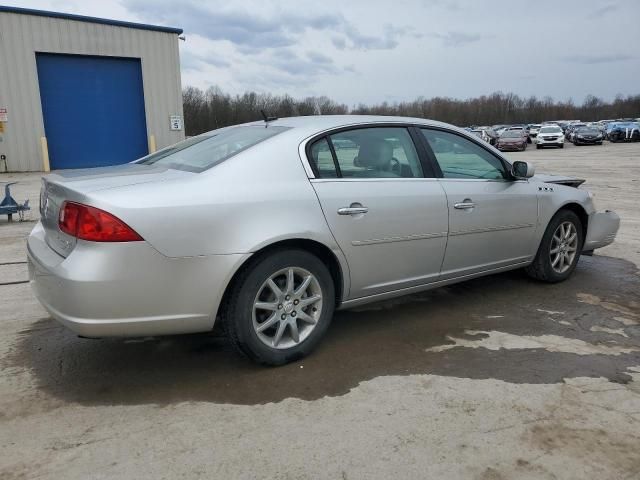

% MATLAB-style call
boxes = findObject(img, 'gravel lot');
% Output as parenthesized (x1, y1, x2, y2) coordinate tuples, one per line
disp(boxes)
(1, 141, 639, 479)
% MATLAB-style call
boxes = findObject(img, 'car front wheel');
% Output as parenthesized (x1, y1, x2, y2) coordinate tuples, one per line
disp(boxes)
(223, 249, 335, 365)
(525, 210, 583, 283)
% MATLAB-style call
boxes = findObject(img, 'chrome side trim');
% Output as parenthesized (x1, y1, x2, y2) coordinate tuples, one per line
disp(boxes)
(449, 223, 534, 236)
(352, 232, 447, 246)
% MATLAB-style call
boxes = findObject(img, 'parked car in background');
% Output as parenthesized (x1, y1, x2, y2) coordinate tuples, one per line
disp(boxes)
(528, 124, 542, 138)
(607, 122, 640, 142)
(565, 123, 587, 142)
(572, 127, 604, 145)
(27, 115, 620, 365)
(493, 125, 508, 136)
(536, 125, 565, 148)
(496, 130, 528, 151)
(477, 126, 499, 145)
(471, 129, 491, 143)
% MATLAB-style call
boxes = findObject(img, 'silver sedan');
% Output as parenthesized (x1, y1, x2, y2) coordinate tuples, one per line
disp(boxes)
(28, 116, 620, 365)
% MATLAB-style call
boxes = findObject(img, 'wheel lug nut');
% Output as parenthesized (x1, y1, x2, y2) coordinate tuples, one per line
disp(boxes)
(293, 299, 299, 305)
(281, 314, 286, 320)
(285, 295, 290, 300)
(277, 304, 282, 309)
(291, 311, 296, 317)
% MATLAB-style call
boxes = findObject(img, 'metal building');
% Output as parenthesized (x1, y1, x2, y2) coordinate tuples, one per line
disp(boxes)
(0, 6, 185, 172)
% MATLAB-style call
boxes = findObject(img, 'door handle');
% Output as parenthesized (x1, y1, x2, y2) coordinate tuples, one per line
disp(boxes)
(338, 205, 368, 215)
(454, 199, 476, 210)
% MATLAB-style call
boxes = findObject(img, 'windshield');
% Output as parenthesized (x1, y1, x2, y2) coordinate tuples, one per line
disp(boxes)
(539, 127, 561, 134)
(136, 126, 289, 172)
(501, 131, 522, 138)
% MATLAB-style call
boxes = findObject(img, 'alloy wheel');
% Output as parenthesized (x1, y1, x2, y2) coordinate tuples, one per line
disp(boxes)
(550, 221, 578, 274)
(252, 267, 323, 349)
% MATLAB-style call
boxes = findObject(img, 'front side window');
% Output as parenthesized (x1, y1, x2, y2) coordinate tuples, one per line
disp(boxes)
(309, 127, 423, 179)
(137, 126, 289, 173)
(421, 129, 508, 180)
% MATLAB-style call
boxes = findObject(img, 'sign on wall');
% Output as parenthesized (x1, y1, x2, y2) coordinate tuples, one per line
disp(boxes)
(170, 114, 183, 131)
(0, 108, 7, 122)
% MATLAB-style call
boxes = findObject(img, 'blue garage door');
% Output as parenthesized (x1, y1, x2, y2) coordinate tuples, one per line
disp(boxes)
(36, 53, 148, 169)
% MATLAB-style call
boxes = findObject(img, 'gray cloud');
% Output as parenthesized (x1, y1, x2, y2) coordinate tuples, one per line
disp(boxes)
(124, 0, 342, 50)
(563, 54, 635, 65)
(124, 0, 408, 53)
(341, 24, 399, 50)
(588, 2, 619, 18)
(269, 50, 340, 76)
(431, 31, 483, 47)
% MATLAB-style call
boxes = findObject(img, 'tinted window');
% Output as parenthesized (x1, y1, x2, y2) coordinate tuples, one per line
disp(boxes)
(310, 127, 423, 179)
(421, 129, 508, 180)
(137, 126, 288, 173)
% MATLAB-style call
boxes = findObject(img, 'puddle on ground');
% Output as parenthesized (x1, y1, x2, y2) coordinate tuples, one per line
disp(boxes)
(3, 255, 640, 408)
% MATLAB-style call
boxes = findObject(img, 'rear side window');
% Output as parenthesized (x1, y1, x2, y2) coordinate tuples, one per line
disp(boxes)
(309, 127, 423, 179)
(137, 126, 289, 173)
(309, 138, 338, 178)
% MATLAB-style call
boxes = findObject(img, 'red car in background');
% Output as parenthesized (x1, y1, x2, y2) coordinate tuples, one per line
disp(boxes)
(496, 130, 528, 151)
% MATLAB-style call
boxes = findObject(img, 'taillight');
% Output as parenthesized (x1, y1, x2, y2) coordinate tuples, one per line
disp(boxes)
(59, 202, 143, 242)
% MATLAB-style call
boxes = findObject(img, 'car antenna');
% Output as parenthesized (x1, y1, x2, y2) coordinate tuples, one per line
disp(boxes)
(260, 110, 278, 126)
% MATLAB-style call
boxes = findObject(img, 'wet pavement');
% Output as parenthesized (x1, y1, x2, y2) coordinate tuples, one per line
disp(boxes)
(5, 255, 639, 408)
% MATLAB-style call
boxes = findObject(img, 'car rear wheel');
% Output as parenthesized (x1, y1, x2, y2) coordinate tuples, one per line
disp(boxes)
(223, 249, 335, 365)
(525, 210, 583, 283)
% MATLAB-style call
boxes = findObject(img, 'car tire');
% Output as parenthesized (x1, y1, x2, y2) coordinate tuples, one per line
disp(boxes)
(525, 210, 583, 283)
(536, 144, 541, 149)
(559, 144, 564, 148)
(223, 249, 335, 365)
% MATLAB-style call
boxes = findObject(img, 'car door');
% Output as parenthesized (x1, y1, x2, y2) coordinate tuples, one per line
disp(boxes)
(419, 127, 539, 279)
(307, 126, 448, 299)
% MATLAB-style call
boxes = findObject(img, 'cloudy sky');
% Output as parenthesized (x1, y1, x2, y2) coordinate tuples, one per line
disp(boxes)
(11, 0, 640, 105)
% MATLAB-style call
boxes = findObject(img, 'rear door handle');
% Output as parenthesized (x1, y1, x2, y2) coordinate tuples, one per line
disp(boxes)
(454, 199, 476, 210)
(338, 204, 368, 215)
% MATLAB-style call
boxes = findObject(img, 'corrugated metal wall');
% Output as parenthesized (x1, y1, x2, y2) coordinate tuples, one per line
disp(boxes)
(0, 11, 184, 172)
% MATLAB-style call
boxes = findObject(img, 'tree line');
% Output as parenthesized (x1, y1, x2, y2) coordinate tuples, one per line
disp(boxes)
(182, 86, 640, 136)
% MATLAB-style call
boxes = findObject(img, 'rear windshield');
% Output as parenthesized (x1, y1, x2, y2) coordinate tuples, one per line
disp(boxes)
(539, 127, 561, 133)
(136, 126, 289, 173)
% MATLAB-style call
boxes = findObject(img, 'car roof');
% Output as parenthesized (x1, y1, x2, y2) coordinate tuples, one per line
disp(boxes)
(224, 115, 480, 144)
(246, 114, 453, 130)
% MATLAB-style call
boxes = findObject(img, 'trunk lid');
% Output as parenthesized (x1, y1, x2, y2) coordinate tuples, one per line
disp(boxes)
(40, 164, 195, 257)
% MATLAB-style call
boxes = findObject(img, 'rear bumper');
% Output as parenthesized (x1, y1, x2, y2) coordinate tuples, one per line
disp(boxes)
(27, 222, 248, 337)
(583, 210, 620, 251)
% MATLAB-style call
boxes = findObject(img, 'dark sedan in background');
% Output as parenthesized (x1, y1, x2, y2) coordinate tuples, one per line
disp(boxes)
(572, 127, 604, 145)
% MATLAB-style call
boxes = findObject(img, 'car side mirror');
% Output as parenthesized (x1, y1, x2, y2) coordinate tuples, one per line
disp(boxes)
(512, 161, 535, 179)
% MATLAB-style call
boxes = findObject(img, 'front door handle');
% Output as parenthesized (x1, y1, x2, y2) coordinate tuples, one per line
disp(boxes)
(454, 199, 476, 210)
(338, 203, 369, 215)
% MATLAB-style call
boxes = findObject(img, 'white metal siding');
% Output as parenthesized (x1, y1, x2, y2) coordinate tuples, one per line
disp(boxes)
(0, 11, 184, 172)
